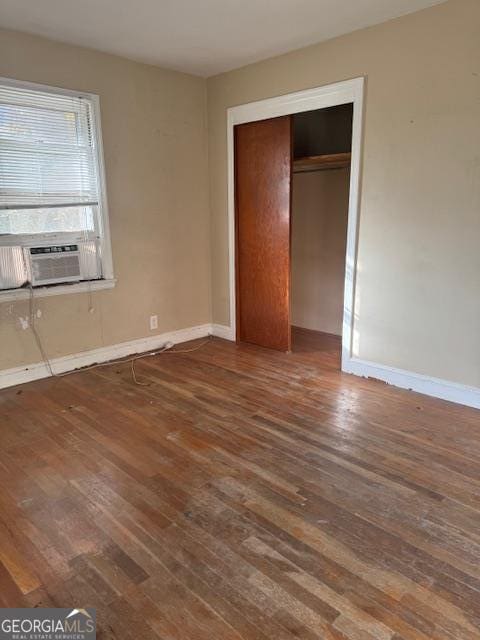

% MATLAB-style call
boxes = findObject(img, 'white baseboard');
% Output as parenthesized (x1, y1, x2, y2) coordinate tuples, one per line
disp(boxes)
(211, 324, 235, 341)
(0, 323, 212, 390)
(343, 356, 480, 410)
(212, 326, 480, 410)
(2, 326, 479, 411)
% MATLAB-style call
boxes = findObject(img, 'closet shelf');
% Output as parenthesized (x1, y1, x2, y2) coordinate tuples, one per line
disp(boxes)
(293, 152, 351, 173)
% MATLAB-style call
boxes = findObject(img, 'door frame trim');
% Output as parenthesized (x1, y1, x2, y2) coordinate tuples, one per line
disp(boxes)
(226, 77, 365, 369)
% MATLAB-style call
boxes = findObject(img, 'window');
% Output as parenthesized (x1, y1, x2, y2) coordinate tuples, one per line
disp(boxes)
(0, 78, 113, 295)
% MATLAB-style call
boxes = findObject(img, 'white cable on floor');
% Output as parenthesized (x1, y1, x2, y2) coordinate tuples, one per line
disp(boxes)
(26, 282, 210, 386)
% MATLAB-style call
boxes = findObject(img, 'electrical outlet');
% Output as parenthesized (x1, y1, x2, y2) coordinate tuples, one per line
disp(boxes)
(149, 315, 158, 331)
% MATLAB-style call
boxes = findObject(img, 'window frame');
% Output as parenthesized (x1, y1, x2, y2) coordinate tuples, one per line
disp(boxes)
(0, 76, 115, 301)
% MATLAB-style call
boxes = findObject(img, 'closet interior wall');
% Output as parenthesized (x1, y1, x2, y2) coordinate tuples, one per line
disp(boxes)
(291, 104, 353, 337)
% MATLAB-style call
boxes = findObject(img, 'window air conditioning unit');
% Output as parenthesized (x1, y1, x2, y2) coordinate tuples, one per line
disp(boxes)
(28, 245, 82, 287)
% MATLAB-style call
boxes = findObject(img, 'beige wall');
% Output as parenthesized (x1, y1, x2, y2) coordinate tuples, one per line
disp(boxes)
(291, 169, 349, 336)
(0, 28, 211, 370)
(1, 0, 479, 390)
(207, 0, 480, 388)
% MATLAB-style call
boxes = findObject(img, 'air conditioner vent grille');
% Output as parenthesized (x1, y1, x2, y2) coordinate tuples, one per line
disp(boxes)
(29, 245, 82, 286)
(33, 255, 81, 282)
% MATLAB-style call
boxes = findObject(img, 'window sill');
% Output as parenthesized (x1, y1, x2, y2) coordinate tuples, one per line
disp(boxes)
(0, 278, 116, 303)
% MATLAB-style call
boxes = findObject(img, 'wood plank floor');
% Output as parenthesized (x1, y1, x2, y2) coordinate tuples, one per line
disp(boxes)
(1, 329, 480, 639)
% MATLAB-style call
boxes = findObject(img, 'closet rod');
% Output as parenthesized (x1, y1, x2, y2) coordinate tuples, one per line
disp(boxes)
(293, 152, 351, 173)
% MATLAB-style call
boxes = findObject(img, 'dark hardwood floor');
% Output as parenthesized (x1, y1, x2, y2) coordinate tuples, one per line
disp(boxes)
(1, 331, 480, 639)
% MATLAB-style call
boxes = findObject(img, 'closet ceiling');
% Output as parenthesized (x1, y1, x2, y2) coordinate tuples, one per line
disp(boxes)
(0, 0, 445, 76)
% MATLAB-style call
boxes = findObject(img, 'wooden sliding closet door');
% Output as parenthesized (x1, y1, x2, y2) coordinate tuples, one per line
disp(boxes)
(235, 116, 292, 351)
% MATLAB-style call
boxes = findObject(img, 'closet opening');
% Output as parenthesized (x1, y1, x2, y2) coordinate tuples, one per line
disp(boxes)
(291, 103, 353, 365)
(234, 103, 354, 359)
(230, 78, 364, 368)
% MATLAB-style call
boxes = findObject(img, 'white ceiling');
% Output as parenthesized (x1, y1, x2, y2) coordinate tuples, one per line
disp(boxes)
(0, 0, 444, 77)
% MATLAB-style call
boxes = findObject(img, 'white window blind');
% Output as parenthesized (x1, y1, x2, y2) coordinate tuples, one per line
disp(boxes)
(0, 79, 113, 293)
(0, 85, 99, 210)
